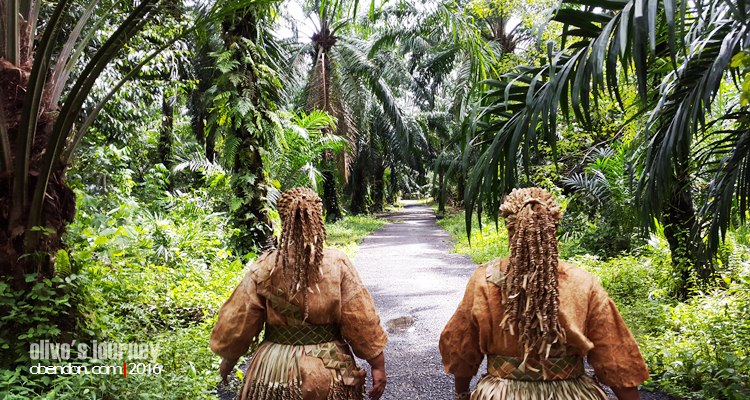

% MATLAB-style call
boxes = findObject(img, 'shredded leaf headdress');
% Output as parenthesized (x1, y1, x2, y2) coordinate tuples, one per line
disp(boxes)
(498, 187, 566, 359)
(274, 187, 326, 318)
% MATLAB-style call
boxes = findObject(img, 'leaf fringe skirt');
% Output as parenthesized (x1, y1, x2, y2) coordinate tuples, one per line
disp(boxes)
(470, 374, 609, 400)
(240, 341, 365, 400)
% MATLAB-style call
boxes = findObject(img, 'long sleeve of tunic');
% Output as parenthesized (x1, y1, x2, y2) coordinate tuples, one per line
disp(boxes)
(439, 258, 649, 388)
(210, 249, 387, 362)
(209, 260, 267, 361)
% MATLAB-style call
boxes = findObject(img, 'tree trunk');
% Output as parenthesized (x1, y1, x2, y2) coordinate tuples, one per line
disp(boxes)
(158, 90, 174, 170)
(437, 170, 446, 214)
(322, 152, 342, 222)
(456, 172, 465, 208)
(0, 58, 76, 289)
(387, 163, 398, 204)
(349, 154, 368, 215)
(662, 169, 713, 299)
(1, 43, 77, 370)
(205, 129, 216, 162)
(370, 165, 385, 213)
(323, 171, 342, 223)
(192, 111, 205, 147)
(229, 128, 273, 252)
(221, 10, 275, 253)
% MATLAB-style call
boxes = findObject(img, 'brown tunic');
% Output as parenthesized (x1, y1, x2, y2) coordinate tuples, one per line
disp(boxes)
(210, 248, 387, 399)
(440, 258, 649, 389)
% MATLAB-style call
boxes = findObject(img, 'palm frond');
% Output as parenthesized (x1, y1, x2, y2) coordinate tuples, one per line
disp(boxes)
(639, 13, 747, 224)
(173, 153, 226, 175)
(27, 0, 160, 238)
(696, 113, 750, 256)
(11, 0, 73, 235)
(48, 0, 101, 106)
(562, 172, 612, 206)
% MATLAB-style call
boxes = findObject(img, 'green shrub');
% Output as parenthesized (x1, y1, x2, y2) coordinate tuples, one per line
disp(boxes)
(640, 269, 750, 399)
(0, 189, 244, 398)
(572, 254, 672, 338)
(1, 186, 385, 398)
(0, 273, 88, 370)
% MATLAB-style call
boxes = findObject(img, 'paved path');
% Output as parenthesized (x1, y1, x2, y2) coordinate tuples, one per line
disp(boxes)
(354, 201, 478, 400)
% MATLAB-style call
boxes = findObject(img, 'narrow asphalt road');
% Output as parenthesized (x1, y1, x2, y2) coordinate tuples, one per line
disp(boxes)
(354, 201, 478, 400)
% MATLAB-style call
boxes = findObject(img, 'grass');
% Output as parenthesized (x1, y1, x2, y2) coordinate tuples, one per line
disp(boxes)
(325, 214, 387, 258)
(434, 205, 509, 264)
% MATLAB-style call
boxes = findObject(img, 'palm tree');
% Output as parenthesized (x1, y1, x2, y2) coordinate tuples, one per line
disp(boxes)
(266, 110, 346, 191)
(206, 3, 284, 254)
(378, 1, 501, 212)
(0, 0, 172, 287)
(464, 0, 750, 296)
(296, 0, 419, 221)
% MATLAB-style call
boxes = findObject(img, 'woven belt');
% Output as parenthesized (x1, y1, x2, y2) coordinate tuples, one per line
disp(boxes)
(264, 324, 341, 345)
(487, 355, 585, 381)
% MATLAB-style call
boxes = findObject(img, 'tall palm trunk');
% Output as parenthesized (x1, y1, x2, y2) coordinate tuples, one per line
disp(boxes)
(158, 90, 174, 170)
(307, 22, 345, 221)
(437, 169, 446, 214)
(387, 162, 398, 204)
(370, 164, 385, 213)
(231, 125, 273, 249)
(662, 161, 714, 299)
(221, 11, 274, 251)
(322, 153, 342, 222)
(0, 47, 75, 290)
(349, 149, 369, 215)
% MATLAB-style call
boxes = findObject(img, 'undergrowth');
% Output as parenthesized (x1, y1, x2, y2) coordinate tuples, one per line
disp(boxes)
(325, 215, 386, 258)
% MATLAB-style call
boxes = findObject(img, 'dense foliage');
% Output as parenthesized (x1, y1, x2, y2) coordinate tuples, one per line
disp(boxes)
(1, 0, 749, 398)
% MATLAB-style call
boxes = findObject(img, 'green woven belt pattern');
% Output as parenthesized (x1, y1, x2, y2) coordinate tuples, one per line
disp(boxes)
(487, 355, 585, 381)
(265, 324, 340, 345)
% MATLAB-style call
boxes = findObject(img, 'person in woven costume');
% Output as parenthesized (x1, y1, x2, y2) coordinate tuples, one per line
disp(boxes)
(440, 187, 649, 400)
(210, 187, 388, 400)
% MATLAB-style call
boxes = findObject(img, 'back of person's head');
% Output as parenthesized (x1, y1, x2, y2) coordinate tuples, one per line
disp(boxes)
(498, 187, 565, 359)
(275, 187, 326, 305)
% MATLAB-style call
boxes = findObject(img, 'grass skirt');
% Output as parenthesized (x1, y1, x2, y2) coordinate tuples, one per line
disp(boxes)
(471, 374, 608, 400)
(240, 341, 365, 400)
